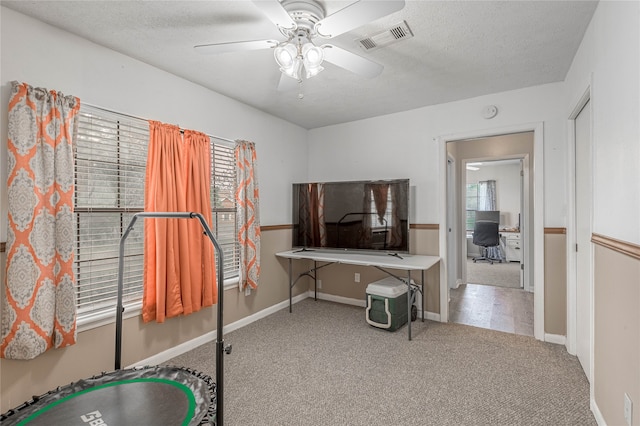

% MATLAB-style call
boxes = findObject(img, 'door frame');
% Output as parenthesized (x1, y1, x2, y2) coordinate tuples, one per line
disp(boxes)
(460, 156, 528, 290)
(438, 122, 545, 341)
(446, 154, 458, 291)
(566, 84, 593, 386)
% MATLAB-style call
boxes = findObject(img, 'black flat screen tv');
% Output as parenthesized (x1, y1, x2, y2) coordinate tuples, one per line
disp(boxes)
(292, 179, 410, 253)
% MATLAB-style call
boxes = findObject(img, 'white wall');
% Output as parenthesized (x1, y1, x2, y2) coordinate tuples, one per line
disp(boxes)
(564, 1, 640, 245)
(308, 83, 567, 227)
(0, 7, 308, 236)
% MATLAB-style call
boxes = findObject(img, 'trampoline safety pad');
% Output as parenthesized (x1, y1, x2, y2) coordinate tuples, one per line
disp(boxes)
(1, 366, 216, 426)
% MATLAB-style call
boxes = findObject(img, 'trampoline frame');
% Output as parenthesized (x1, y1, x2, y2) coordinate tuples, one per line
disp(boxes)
(115, 212, 226, 425)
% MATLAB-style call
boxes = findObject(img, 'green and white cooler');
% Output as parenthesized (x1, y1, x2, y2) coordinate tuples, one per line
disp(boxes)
(365, 277, 408, 331)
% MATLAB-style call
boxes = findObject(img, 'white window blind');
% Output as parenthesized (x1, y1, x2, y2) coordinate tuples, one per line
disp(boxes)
(74, 105, 239, 324)
(210, 139, 240, 278)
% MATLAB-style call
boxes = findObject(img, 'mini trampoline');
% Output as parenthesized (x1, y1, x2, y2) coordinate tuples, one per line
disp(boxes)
(1, 213, 229, 425)
(0, 366, 216, 425)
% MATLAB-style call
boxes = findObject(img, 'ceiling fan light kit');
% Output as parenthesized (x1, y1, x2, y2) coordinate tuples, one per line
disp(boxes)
(274, 27, 325, 80)
(195, 0, 406, 88)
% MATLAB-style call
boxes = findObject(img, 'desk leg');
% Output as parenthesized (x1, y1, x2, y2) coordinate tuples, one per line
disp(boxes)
(288, 258, 293, 313)
(314, 261, 317, 301)
(408, 270, 412, 341)
(422, 270, 425, 322)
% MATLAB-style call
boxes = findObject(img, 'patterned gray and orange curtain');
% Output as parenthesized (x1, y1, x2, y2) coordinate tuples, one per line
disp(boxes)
(311, 183, 326, 247)
(389, 182, 404, 248)
(371, 183, 389, 225)
(297, 183, 326, 248)
(235, 140, 261, 292)
(361, 184, 374, 247)
(2, 81, 80, 359)
(143, 121, 216, 323)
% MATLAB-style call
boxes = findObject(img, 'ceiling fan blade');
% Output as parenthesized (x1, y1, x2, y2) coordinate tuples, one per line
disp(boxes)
(251, 0, 296, 30)
(194, 39, 278, 55)
(322, 45, 383, 78)
(277, 73, 299, 92)
(315, 0, 406, 38)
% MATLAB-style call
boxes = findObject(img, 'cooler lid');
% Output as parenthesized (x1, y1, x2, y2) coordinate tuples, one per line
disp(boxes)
(366, 277, 408, 297)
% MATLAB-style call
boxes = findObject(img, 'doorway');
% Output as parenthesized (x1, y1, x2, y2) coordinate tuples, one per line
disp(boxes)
(452, 155, 531, 336)
(438, 125, 544, 340)
(464, 158, 524, 289)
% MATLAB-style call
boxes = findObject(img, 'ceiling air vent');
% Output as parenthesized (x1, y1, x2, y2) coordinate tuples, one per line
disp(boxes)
(357, 21, 413, 52)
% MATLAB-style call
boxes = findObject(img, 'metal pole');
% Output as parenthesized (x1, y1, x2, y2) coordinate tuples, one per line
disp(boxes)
(407, 271, 412, 341)
(314, 261, 317, 301)
(421, 270, 425, 322)
(114, 215, 139, 370)
(114, 212, 226, 425)
(288, 259, 293, 313)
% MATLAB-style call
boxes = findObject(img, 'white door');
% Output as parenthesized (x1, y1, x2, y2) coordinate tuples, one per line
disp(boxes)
(575, 100, 592, 381)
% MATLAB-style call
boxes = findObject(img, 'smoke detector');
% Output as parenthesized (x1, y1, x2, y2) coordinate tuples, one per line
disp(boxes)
(357, 21, 413, 52)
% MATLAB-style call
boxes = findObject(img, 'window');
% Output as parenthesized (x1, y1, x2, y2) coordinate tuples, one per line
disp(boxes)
(74, 106, 238, 326)
(466, 183, 478, 231)
(210, 140, 240, 278)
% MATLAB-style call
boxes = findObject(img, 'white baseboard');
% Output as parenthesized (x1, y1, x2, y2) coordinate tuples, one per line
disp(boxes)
(423, 311, 441, 322)
(224, 292, 308, 334)
(129, 292, 310, 368)
(308, 290, 441, 322)
(309, 290, 366, 307)
(591, 398, 606, 425)
(544, 333, 566, 345)
(129, 330, 217, 368)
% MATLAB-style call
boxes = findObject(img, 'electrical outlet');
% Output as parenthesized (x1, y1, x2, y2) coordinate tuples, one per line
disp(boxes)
(354, 273, 360, 283)
(624, 393, 633, 426)
(317, 279, 322, 289)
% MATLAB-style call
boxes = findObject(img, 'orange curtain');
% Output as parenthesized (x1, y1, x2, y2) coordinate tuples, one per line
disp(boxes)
(143, 121, 216, 323)
(2, 82, 80, 359)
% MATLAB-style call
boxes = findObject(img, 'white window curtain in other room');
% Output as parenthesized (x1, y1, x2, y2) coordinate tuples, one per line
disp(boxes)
(477, 180, 504, 261)
(2, 81, 80, 359)
(235, 140, 260, 292)
(478, 180, 497, 211)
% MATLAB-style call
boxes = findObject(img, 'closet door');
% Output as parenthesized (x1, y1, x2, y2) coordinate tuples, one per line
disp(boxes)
(575, 99, 592, 382)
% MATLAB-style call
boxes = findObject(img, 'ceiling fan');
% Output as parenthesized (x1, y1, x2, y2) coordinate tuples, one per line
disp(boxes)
(194, 0, 406, 91)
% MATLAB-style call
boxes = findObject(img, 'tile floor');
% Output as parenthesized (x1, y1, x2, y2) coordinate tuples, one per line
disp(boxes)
(449, 283, 534, 336)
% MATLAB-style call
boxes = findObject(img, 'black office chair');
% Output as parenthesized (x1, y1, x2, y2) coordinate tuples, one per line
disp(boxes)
(472, 210, 501, 264)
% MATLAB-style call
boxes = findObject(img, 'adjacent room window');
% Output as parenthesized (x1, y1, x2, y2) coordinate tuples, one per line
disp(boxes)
(369, 186, 394, 228)
(74, 105, 239, 326)
(466, 183, 478, 231)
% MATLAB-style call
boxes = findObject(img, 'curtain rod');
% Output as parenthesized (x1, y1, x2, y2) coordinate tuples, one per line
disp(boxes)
(82, 101, 236, 144)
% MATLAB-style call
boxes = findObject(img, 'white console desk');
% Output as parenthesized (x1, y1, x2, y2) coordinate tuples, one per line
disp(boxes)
(276, 250, 440, 340)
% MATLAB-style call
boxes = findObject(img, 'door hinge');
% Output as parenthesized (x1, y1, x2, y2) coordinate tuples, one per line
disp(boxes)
(576, 243, 579, 252)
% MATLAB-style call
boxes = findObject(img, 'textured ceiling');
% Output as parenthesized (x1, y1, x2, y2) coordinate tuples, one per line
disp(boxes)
(2, 0, 598, 129)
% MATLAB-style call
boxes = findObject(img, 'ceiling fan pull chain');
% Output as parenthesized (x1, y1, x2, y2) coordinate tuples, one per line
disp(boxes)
(298, 80, 304, 100)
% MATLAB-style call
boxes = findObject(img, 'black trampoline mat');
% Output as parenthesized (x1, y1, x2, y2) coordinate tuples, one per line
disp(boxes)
(20, 378, 195, 426)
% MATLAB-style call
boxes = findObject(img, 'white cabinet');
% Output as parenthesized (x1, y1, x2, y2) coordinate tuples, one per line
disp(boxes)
(503, 233, 521, 262)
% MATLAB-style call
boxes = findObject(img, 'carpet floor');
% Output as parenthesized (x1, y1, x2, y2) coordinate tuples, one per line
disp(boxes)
(467, 258, 521, 288)
(166, 299, 594, 426)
